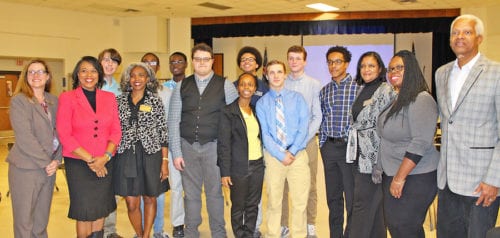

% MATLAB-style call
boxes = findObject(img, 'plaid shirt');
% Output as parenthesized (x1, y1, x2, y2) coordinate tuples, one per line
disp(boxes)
(319, 74, 358, 147)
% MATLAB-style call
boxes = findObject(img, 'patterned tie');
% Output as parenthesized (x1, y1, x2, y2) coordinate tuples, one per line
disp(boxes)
(275, 95, 287, 151)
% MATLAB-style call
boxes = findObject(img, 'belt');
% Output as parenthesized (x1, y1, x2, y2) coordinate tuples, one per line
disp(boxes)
(328, 137, 347, 143)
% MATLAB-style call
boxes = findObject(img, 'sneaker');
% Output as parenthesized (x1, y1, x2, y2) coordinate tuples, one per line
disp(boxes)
(253, 230, 262, 238)
(173, 225, 185, 238)
(307, 224, 317, 238)
(280, 226, 290, 238)
(153, 232, 170, 238)
(107, 233, 123, 238)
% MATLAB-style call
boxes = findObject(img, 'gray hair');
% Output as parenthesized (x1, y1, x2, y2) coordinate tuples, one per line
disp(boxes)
(451, 14, 484, 36)
(120, 62, 159, 93)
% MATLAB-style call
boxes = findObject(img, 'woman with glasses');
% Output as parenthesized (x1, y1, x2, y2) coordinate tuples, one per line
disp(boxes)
(57, 56, 122, 238)
(98, 48, 122, 96)
(377, 50, 439, 238)
(346, 52, 396, 238)
(7, 59, 62, 238)
(113, 63, 168, 238)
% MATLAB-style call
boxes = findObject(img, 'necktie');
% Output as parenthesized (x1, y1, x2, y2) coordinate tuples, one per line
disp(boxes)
(276, 95, 287, 151)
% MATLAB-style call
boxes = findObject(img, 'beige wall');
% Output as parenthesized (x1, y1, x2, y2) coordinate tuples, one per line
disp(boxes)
(0, 1, 498, 96)
(0, 1, 192, 95)
(461, 5, 500, 61)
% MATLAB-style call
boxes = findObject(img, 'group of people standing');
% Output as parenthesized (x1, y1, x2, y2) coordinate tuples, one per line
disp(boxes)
(5, 13, 500, 238)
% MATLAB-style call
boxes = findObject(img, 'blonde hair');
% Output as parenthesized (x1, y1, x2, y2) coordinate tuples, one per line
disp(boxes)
(14, 59, 52, 99)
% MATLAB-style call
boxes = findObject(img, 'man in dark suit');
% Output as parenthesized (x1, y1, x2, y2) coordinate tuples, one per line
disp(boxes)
(435, 14, 500, 238)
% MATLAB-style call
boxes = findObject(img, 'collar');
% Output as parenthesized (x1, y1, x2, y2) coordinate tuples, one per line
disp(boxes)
(287, 72, 305, 81)
(194, 71, 214, 82)
(453, 52, 481, 71)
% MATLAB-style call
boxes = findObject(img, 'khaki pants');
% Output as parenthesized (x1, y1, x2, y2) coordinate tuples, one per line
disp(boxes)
(265, 150, 310, 238)
(281, 137, 319, 226)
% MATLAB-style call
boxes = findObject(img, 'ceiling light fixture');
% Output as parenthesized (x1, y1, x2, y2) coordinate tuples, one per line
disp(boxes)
(306, 3, 339, 12)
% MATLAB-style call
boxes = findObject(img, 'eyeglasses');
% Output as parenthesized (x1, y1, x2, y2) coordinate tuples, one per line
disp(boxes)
(102, 57, 118, 64)
(27, 70, 47, 76)
(327, 59, 345, 66)
(240, 57, 256, 63)
(170, 60, 185, 65)
(143, 61, 158, 66)
(387, 65, 405, 74)
(193, 57, 212, 63)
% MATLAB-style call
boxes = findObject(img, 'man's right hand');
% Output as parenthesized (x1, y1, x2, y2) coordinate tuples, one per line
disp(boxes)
(174, 157, 185, 171)
(281, 151, 295, 166)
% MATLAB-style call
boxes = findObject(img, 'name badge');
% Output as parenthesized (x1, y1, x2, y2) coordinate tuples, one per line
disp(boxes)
(363, 99, 373, 107)
(139, 104, 152, 112)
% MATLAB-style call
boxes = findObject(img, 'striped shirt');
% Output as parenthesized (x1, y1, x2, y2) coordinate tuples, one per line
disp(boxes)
(319, 74, 358, 147)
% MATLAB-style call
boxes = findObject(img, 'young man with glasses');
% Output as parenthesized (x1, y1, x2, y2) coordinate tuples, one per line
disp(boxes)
(319, 46, 358, 238)
(168, 43, 238, 237)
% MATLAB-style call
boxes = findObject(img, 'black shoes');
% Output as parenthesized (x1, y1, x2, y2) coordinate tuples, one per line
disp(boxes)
(173, 225, 185, 238)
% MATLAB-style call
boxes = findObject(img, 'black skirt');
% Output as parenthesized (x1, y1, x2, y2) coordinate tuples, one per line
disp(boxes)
(64, 157, 116, 221)
(113, 142, 163, 197)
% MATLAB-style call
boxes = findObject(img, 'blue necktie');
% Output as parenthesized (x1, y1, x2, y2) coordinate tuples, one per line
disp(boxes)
(276, 95, 287, 151)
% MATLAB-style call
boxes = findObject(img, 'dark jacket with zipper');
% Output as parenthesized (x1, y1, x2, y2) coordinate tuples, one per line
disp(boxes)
(217, 99, 261, 177)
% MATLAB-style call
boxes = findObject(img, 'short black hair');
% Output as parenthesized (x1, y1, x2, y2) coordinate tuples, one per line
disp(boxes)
(325, 46, 352, 63)
(237, 46, 263, 70)
(170, 51, 187, 62)
(236, 72, 258, 88)
(72, 56, 104, 89)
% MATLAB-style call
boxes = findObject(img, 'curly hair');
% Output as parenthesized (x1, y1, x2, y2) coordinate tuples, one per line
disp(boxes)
(72, 56, 104, 89)
(237, 46, 263, 70)
(384, 50, 429, 124)
(325, 45, 352, 63)
(120, 62, 159, 93)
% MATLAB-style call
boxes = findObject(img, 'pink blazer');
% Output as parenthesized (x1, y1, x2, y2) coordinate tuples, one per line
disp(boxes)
(56, 87, 121, 159)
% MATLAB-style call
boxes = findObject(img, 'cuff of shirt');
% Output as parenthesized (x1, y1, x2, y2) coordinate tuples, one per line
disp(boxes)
(405, 151, 422, 164)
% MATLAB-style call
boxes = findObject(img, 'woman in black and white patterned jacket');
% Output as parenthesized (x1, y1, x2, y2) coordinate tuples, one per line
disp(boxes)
(113, 62, 169, 238)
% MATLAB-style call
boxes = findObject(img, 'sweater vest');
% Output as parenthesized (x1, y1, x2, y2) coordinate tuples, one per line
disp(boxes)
(180, 74, 226, 144)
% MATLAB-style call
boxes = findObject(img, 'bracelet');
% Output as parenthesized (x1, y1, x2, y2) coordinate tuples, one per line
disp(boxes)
(162, 157, 169, 161)
(104, 152, 112, 161)
(392, 179, 406, 185)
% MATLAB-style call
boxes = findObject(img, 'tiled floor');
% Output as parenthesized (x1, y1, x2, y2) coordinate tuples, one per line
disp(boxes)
(0, 144, 441, 238)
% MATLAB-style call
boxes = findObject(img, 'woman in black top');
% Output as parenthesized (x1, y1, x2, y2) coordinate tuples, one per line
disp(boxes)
(346, 52, 396, 238)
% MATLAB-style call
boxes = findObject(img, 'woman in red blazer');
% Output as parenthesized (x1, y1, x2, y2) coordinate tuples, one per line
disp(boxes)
(56, 56, 122, 238)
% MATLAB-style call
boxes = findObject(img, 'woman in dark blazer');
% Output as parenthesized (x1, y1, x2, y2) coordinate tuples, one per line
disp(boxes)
(57, 56, 122, 238)
(218, 73, 264, 237)
(113, 62, 168, 238)
(7, 59, 62, 238)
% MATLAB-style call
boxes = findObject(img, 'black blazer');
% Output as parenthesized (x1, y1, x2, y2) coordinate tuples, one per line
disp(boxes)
(217, 99, 261, 177)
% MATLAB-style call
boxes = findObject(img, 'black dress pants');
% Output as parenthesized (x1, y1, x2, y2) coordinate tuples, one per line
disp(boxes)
(320, 140, 354, 238)
(230, 159, 265, 238)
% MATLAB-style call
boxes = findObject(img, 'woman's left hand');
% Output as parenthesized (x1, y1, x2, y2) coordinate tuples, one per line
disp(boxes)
(88, 155, 108, 177)
(390, 178, 406, 199)
(160, 160, 169, 181)
(45, 160, 60, 176)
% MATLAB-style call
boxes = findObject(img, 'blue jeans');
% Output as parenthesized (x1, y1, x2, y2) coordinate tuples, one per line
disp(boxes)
(437, 185, 500, 238)
(141, 192, 165, 234)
